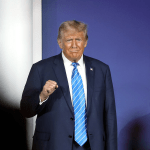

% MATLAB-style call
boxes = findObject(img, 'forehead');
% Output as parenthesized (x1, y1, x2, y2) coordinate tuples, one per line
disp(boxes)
(62, 28, 85, 39)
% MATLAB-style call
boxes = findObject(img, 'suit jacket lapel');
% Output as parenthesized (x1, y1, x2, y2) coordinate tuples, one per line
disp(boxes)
(84, 55, 94, 116)
(52, 54, 94, 116)
(52, 54, 74, 114)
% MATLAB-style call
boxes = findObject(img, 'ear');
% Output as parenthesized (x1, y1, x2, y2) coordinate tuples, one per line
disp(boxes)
(84, 40, 88, 48)
(57, 39, 63, 49)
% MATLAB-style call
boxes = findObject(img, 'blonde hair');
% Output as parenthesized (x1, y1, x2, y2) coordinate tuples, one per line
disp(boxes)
(57, 20, 88, 40)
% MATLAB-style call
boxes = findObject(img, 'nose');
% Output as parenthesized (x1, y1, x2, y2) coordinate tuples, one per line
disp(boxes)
(72, 40, 77, 48)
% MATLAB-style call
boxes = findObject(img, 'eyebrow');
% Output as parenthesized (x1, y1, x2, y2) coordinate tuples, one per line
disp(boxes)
(66, 37, 82, 40)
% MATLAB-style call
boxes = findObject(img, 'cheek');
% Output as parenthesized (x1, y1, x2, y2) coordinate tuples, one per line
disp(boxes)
(78, 42, 86, 49)
(77, 42, 82, 47)
(64, 43, 72, 50)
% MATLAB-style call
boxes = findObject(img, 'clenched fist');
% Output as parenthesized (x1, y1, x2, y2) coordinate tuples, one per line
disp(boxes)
(40, 80, 58, 102)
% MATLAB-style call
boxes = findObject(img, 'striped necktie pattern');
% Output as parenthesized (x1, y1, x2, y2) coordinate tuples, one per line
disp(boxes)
(71, 62, 87, 146)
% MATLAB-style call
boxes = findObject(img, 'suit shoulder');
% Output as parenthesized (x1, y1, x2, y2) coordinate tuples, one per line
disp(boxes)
(84, 55, 109, 69)
(33, 55, 58, 68)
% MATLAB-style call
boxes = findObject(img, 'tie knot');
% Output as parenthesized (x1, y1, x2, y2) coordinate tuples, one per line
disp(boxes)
(72, 62, 79, 68)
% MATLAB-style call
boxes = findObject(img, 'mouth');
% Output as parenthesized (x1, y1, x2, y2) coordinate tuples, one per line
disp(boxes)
(70, 50, 79, 52)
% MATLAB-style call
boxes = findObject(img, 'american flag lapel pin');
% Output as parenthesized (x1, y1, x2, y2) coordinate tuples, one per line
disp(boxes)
(90, 67, 93, 71)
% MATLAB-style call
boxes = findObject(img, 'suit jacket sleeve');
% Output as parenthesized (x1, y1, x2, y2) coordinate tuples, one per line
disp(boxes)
(20, 64, 46, 118)
(105, 66, 117, 150)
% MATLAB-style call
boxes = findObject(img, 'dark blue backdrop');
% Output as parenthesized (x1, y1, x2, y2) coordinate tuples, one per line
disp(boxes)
(42, 0, 150, 149)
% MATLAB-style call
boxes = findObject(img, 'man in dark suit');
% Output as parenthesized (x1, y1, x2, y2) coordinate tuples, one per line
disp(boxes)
(21, 20, 117, 150)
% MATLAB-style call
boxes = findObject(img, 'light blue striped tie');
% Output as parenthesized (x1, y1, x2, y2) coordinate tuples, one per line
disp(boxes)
(71, 62, 87, 146)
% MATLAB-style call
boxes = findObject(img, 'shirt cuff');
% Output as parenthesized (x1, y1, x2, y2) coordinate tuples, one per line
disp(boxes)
(39, 95, 49, 105)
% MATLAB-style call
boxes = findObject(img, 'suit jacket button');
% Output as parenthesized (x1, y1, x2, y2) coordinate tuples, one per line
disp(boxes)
(70, 117, 73, 120)
(68, 135, 72, 138)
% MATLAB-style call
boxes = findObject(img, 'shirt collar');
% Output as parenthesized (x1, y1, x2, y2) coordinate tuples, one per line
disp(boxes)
(61, 51, 84, 67)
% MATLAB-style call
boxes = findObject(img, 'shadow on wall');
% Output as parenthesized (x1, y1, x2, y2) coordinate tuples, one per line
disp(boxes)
(0, 96, 28, 150)
(118, 113, 150, 150)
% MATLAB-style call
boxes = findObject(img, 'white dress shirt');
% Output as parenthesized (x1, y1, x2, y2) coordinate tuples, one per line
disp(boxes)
(62, 52, 87, 106)
(39, 52, 87, 106)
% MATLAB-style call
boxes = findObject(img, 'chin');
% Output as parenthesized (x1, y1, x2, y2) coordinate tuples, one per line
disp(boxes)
(73, 59, 77, 62)
(72, 57, 80, 62)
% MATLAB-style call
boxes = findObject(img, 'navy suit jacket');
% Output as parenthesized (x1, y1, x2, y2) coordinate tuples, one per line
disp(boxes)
(20, 53, 117, 150)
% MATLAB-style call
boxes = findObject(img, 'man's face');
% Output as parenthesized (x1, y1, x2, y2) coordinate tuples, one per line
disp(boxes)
(58, 28, 87, 62)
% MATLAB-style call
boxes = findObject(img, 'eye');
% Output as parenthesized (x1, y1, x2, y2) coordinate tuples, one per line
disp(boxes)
(76, 39, 81, 41)
(66, 39, 72, 42)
